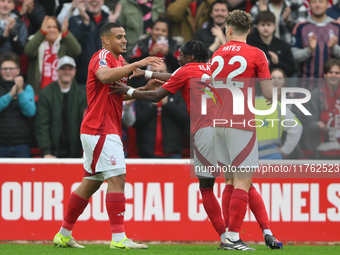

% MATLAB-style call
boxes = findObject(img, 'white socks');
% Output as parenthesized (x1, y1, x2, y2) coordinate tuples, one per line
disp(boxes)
(227, 231, 240, 242)
(220, 232, 227, 243)
(263, 229, 273, 238)
(59, 227, 72, 237)
(112, 232, 126, 243)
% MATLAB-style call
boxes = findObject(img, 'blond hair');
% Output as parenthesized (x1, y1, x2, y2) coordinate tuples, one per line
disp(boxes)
(225, 10, 252, 35)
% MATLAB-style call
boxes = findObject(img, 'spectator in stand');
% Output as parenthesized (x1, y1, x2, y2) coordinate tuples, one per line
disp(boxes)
(57, 0, 85, 25)
(0, 0, 27, 56)
(68, 0, 109, 87)
(13, 0, 45, 36)
(249, 0, 308, 44)
(255, 68, 303, 159)
(35, 56, 86, 158)
(0, 52, 35, 158)
(24, 16, 81, 95)
(327, 1, 340, 21)
(226, 0, 256, 12)
(13, 0, 45, 81)
(247, 11, 295, 77)
(292, 0, 340, 84)
(167, 0, 215, 43)
(129, 18, 180, 73)
(306, 58, 340, 159)
(117, 0, 165, 59)
(55, 1, 118, 17)
(193, 0, 228, 59)
(133, 62, 189, 158)
(57, 0, 112, 25)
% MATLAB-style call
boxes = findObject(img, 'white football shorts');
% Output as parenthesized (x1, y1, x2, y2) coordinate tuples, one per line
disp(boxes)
(193, 126, 218, 178)
(81, 134, 126, 181)
(212, 127, 259, 170)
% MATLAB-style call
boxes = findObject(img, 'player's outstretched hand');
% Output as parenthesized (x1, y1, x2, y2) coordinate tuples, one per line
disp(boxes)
(140, 78, 165, 91)
(109, 80, 129, 95)
(129, 68, 145, 79)
(136, 56, 163, 68)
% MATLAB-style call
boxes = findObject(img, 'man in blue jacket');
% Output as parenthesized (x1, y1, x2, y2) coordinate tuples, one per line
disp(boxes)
(0, 52, 35, 157)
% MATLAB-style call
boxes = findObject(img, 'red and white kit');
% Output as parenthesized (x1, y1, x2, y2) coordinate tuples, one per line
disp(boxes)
(81, 49, 127, 178)
(162, 62, 216, 177)
(211, 41, 271, 168)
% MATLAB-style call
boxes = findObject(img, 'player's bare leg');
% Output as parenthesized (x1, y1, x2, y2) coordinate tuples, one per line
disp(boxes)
(106, 174, 147, 249)
(54, 179, 102, 248)
(75, 178, 103, 199)
(198, 178, 226, 247)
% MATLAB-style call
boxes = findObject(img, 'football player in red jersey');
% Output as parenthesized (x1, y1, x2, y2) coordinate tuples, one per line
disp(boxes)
(210, 10, 282, 250)
(112, 40, 228, 247)
(114, 38, 282, 250)
(53, 22, 162, 250)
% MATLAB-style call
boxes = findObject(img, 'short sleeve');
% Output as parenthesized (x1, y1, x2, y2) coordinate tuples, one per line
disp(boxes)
(256, 49, 271, 80)
(93, 50, 114, 73)
(162, 67, 187, 94)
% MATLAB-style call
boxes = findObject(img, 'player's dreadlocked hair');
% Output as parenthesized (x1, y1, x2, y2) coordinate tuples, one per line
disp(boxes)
(100, 22, 122, 38)
(180, 40, 208, 63)
(225, 10, 252, 35)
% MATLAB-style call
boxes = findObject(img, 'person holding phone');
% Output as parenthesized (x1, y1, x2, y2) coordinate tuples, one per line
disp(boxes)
(129, 18, 180, 73)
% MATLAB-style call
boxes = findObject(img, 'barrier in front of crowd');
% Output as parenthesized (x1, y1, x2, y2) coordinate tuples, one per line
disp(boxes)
(0, 159, 339, 242)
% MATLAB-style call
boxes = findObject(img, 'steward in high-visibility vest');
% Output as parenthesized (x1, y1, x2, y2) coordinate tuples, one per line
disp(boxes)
(255, 97, 303, 159)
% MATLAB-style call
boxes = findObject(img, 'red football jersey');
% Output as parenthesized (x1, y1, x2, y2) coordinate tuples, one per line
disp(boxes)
(81, 49, 127, 136)
(211, 41, 271, 131)
(162, 62, 214, 135)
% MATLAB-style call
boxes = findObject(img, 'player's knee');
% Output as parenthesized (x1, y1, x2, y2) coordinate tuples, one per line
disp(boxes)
(225, 178, 233, 185)
(233, 178, 252, 191)
(106, 174, 126, 191)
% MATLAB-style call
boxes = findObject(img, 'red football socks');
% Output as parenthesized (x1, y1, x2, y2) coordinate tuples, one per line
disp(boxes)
(62, 192, 89, 231)
(228, 188, 248, 232)
(106, 192, 125, 233)
(200, 187, 225, 236)
(248, 185, 270, 230)
(222, 184, 234, 229)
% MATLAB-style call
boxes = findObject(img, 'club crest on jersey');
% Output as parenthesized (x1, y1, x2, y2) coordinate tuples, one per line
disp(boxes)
(99, 58, 107, 66)
(110, 155, 116, 165)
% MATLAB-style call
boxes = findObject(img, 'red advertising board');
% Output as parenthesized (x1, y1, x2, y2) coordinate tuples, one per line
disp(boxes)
(0, 159, 339, 242)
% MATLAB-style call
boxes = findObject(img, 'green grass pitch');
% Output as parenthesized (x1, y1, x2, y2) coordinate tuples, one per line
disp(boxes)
(1, 243, 340, 255)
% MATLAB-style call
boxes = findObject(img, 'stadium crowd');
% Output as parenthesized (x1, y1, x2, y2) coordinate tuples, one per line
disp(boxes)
(1, 0, 340, 160)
